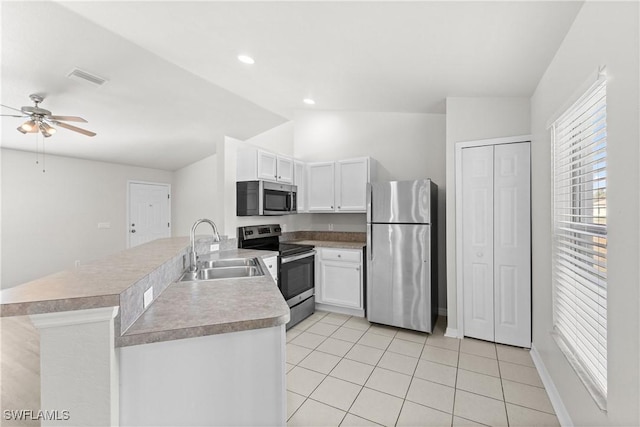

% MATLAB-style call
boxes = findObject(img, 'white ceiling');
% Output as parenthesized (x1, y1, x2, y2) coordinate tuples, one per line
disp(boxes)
(1, 1, 583, 171)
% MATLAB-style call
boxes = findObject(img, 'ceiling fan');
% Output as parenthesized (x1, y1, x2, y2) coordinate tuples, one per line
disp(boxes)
(0, 94, 96, 137)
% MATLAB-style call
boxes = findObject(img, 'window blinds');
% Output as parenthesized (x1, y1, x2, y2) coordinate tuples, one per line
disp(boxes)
(552, 78, 607, 403)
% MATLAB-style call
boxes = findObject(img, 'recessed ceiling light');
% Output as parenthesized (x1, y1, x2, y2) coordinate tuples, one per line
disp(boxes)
(237, 55, 255, 65)
(303, 98, 315, 105)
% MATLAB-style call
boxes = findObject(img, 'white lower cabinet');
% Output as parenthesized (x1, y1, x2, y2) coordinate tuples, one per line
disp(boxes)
(316, 247, 363, 316)
(262, 255, 278, 281)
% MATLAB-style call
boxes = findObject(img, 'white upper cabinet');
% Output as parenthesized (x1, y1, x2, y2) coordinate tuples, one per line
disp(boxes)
(335, 158, 369, 212)
(308, 162, 335, 212)
(294, 160, 307, 212)
(237, 148, 293, 184)
(276, 156, 294, 184)
(308, 157, 373, 213)
(256, 150, 277, 181)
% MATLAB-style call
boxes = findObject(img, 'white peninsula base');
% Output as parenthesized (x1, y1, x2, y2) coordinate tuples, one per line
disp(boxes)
(119, 325, 286, 426)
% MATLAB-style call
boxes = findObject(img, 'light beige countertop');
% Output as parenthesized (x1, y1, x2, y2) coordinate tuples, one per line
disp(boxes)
(118, 248, 289, 347)
(0, 237, 191, 317)
(1, 239, 289, 347)
(290, 239, 366, 250)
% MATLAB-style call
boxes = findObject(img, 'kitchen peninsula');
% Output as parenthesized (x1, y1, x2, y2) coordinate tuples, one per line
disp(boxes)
(0, 237, 289, 426)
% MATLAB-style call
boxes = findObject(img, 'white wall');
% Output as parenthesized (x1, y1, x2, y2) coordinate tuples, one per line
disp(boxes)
(172, 154, 218, 238)
(444, 97, 531, 331)
(530, 2, 639, 425)
(1, 149, 172, 289)
(293, 110, 447, 310)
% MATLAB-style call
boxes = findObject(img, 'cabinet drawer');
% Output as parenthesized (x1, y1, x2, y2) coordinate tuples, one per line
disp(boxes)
(320, 248, 361, 263)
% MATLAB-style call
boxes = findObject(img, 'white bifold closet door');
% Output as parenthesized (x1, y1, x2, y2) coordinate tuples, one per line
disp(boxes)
(462, 142, 531, 348)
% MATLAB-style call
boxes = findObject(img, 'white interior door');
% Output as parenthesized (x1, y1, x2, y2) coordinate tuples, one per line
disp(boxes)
(493, 143, 531, 347)
(129, 182, 171, 248)
(462, 146, 495, 342)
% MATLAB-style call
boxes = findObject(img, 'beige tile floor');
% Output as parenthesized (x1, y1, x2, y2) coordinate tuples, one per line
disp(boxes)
(286, 312, 559, 427)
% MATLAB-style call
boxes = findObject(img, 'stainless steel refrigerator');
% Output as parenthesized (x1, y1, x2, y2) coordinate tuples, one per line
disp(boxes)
(366, 179, 438, 333)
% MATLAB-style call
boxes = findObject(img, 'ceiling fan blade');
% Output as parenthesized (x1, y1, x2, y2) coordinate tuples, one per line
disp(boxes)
(53, 121, 96, 137)
(0, 114, 26, 118)
(49, 115, 88, 123)
(1, 104, 25, 113)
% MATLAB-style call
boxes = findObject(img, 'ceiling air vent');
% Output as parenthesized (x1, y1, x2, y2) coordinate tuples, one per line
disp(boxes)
(67, 68, 108, 87)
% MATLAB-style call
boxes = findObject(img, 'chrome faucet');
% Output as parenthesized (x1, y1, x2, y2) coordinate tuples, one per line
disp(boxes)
(189, 219, 221, 272)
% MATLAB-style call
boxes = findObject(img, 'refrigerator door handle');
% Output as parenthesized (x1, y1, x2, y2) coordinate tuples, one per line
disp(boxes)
(367, 223, 372, 260)
(366, 183, 372, 223)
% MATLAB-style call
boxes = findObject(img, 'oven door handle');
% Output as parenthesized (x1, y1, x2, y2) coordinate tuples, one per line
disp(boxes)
(281, 250, 316, 264)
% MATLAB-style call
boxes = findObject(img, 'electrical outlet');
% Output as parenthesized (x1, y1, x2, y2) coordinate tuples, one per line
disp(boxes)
(210, 243, 220, 252)
(328, 223, 334, 231)
(97, 222, 111, 229)
(143, 287, 154, 309)
(75, 260, 81, 268)
(282, 224, 287, 232)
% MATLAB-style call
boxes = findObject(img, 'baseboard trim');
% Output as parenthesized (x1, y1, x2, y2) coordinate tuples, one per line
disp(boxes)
(444, 327, 459, 338)
(530, 344, 573, 427)
(315, 303, 364, 318)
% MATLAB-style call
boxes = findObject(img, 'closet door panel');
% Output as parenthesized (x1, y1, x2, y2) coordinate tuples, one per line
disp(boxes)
(462, 146, 495, 342)
(494, 142, 531, 347)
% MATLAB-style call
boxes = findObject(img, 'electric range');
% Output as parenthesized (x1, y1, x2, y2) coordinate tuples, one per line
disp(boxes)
(238, 224, 315, 329)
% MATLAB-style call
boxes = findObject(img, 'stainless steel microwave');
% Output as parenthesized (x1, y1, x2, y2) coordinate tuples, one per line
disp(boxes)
(236, 181, 297, 216)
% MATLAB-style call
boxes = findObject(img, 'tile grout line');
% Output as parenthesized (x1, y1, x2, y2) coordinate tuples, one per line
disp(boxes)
(450, 337, 462, 427)
(496, 344, 511, 427)
(292, 313, 372, 424)
(393, 333, 432, 427)
(344, 324, 395, 422)
(286, 313, 338, 423)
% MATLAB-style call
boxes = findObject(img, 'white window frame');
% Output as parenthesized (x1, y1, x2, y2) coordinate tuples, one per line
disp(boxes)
(550, 72, 607, 411)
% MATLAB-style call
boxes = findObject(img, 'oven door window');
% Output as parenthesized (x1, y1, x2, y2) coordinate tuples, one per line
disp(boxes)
(264, 189, 290, 212)
(279, 254, 314, 301)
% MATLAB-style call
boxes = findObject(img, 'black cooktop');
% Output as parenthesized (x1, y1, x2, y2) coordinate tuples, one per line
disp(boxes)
(238, 224, 314, 257)
(279, 242, 314, 257)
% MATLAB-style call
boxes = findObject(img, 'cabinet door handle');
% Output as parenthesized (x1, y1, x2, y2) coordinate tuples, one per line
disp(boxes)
(337, 254, 341, 258)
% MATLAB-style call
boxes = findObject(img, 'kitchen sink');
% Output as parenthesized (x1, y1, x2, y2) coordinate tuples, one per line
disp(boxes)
(197, 258, 257, 269)
(179, 258, 264, 282)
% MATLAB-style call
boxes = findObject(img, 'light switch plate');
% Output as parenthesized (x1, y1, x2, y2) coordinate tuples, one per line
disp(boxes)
(143, 287, 154, 309)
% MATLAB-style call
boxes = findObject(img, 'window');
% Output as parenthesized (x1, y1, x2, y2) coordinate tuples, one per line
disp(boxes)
(552, 77, 607, 408)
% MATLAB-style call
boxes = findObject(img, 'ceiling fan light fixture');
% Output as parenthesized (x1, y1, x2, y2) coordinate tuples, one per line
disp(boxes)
(17, 126, 27, 134)
(40, 122, 56, 136)
(20, 119, 36, 132)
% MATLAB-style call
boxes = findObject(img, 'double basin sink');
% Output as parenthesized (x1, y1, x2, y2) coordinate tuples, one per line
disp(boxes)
(179, 257, 264, 282)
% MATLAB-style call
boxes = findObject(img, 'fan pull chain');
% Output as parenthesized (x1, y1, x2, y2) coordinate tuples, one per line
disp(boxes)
(33, 132, 46, 172)
(35, 132, 39, 165)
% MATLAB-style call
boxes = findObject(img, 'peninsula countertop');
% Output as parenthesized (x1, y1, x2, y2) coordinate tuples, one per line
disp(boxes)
(1, 239, 290, 347)
(118, 248, 289, 347)
(0, 237, 192, 317)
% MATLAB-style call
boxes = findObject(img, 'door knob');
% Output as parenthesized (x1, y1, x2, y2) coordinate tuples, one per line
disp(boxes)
(131, 230, 136, 233)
